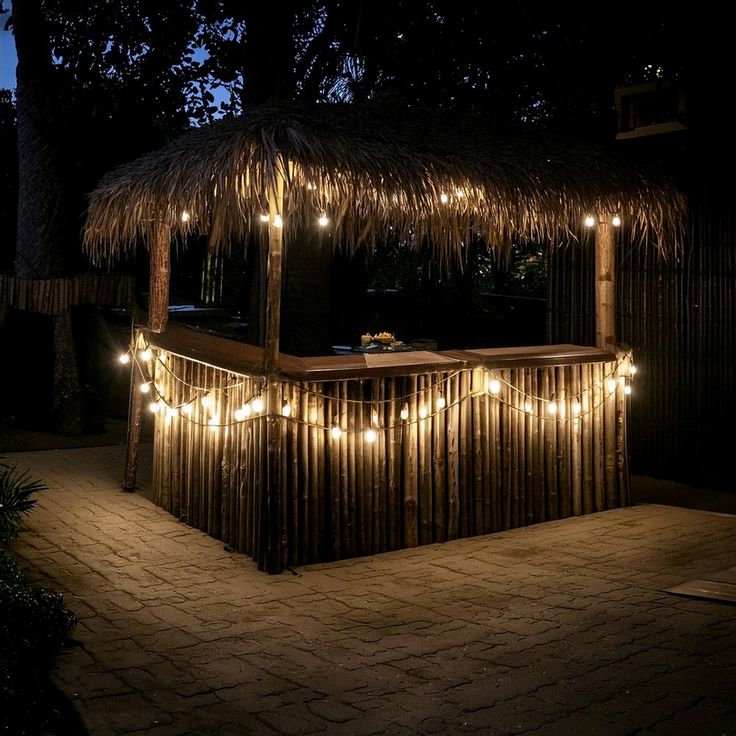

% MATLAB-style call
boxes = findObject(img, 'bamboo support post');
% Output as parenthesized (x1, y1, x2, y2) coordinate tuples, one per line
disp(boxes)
(595, 214, 616, 352)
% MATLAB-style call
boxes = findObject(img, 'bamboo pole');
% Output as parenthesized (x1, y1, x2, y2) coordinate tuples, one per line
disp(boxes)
(264, 159, 286, 375)
(595, 214, 616, 352)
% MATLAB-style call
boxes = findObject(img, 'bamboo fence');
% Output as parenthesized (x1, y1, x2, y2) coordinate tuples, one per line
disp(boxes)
(146, 345, 630, 573)
(548, 198, 736, 486)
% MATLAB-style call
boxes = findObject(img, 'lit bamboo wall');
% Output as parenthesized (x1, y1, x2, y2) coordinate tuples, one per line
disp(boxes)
(149, 352, 629, 572)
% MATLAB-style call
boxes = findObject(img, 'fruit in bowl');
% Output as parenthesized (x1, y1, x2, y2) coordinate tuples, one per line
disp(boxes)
(373, 331, 395, 344)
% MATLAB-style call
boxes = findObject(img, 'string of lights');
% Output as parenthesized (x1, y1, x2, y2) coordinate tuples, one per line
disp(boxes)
(119, 334, 635, 440)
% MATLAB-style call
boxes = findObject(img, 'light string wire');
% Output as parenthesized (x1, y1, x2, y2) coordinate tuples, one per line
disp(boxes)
(120, 341, 635, 433)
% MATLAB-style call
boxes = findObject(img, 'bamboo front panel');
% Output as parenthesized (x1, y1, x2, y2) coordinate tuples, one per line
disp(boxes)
(152, 355, 628, 570)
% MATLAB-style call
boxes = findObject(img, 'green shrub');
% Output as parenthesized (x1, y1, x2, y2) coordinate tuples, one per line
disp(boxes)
(0, 461, 46, 543)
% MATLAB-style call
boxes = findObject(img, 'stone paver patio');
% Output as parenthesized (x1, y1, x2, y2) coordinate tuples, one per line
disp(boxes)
(7, 445, 736, 735)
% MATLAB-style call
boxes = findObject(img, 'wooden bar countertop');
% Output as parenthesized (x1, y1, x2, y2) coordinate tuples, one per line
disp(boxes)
(146, 324, 616, 381)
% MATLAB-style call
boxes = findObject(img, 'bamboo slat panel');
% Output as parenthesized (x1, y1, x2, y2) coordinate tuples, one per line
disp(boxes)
(0, 273, 135, 315)
(150, 350, 628, 572)
(548, 198, 736, 486)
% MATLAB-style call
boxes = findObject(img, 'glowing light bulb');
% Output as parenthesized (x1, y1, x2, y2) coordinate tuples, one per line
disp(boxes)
(548, 401, 558, 415)
(208, 416, 220, 427)
(148, 401, 161, 413)
(118, 353, 130, 365)
(140, 348, 153, 362)
(487, 379, 501, 396)
(252, 396, 264, 413)
(331, 424, 342, 440)
(166, 406, 179, 418)
(419, 405, 428, 420)
(624, 384, 632, 395)
(524, 401, 533, 413)
(436, 396, 446, 410)
(273, 214, 283, 228)
(201, 393, 212, 408)
(400, 403, 409, 421)
(182, 403, 193, 416)
(584, 215, 596, 228)
(364, 428, 377, 444)
(181, 210, 190, 223)
(440, 193, 449, 204)
(455, 188, 464, 198)
(234, 408, 246, 422)
(140, 382, 151, 394)
(318, 213, 329, 227)
(612, 214, 622, 227)
(281, 401, 292, 417)
(158, 354, 167, 364)
(260, 213, 269, 222)
(629, 364, 637, 376)
(606, 378, 617, 393)
(572, 401, 582, 416)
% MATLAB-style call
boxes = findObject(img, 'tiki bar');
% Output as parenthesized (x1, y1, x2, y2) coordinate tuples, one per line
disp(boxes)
(84, 103, 683, 573)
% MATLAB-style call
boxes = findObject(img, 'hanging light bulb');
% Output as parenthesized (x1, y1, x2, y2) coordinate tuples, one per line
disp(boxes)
(140, 348, 153, 362)
(331, 422, 342, 440)
(400, 403, 409, 421)
(166, 406, 179, 418)
(524, 401, 533, 413)
(548, 401, 558, 415)
(318, 213, 329, 227)
(208, 415, 220, 427)
(572, 400, 582, 416)
(440, 193, 449, 204)
(364, 428, 377, 443)
(487, 379, 501, 396)
(281, 401, 292, 417)
(273, 214, 283, 228)
(181, 403, 194, 416)
(584, 215, 596, 228)
(612, 214, 622, 227)
(201, 393, 213, 408)
(252, 396, 264, 413)
(436, 395, 446, 410)
(234, 407, 247, 422)
(148, 401, 161, 413)
(118, 352, 130, 365)
(629, 364, 638, 376)
(181, 210, 191, 223)
(260, 213, 270, 223)
(140, 382, 151, 394)
(455, 188, 464, 198)
(624, 384, 632, 395)
(606, 378, 618, 393)
(419, 405, 428, 420)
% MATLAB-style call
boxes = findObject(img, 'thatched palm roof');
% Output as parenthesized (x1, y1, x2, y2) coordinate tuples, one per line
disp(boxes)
(83, 102, 684, 262)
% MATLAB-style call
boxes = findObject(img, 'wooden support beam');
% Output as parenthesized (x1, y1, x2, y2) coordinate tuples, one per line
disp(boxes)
(123, 222, 170, 491)
(264, 161, 285, 375)
(595, 214, 616, 352)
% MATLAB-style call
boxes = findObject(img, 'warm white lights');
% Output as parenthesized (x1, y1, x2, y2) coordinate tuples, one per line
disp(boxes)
(440, 193, 449, 204)
(419, 405, 428, 420)
(318, 213, 329, 227)
(118, 353, 130, 365)
(487, 379, 501, 395)
(436, 396, 446, 410)
(201, 393, 213, 408)
(572, 401, 582, 416)
(400, 403, 409, 421)
(548, 401, 558, 415)
(166, 406, 179, 419)
(148, 401, 161, 413)
(273, 214, 283, 228)
(252, 396, 264, 413)
(584, 215, 596, 228)
(624, 384, 632, 395)
(364, 428, 377, 443)
(629, 364, 637, 376)
(140, 348, 153, 362)
(182, 403, 193, 416)
(524, 401, 533, 413)
(260, 213, 270, 222)
(612, 214, 622, 227)
(331, 423, 342, 440)
(181, 210, 191, 223)
(281, 401, 292, 417)
(607, 378, 618, 393)
(140, 382, 151, 394)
